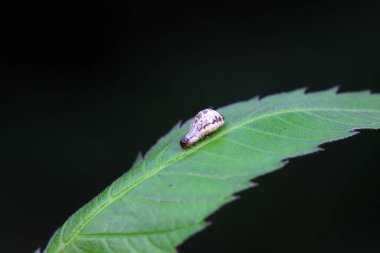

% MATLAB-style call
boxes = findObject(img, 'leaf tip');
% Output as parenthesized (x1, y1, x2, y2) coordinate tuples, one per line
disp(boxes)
(348, 130, 360, 137)
(176, 120, 184, 128)
(131, 151, 144, 167)
(205, 221, 213, 227)
(316, 147, 325, 152)
(249, 181, 259, 188)
(281, 160, 290, 167)
(297, 87, 308, 94)
(223, 195, 241, 205)
(328, 85, 340, 94)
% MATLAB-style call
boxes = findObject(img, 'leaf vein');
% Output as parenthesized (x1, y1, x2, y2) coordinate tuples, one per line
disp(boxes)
(77, 222, 203, 239)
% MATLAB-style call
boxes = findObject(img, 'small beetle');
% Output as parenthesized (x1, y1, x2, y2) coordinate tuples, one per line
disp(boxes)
(180, 109, 225, 149)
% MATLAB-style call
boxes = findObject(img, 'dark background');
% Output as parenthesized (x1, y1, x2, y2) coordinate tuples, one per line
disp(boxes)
(1, 1, 380, 252)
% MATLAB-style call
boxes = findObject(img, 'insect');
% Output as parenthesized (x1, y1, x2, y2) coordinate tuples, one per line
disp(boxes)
(180, 109, 225, 149)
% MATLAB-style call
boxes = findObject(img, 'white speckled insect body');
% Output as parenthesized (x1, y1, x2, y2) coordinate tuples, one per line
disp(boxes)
(180, 109, 225, 148)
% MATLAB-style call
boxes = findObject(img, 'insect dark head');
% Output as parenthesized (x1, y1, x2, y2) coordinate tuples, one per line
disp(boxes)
(180, 138, 190, 149)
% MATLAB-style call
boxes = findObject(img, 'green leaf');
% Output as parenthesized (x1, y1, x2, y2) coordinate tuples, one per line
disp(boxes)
(45, 88, 380, 253)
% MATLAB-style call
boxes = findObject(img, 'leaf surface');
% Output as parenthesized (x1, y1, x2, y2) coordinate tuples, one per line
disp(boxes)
(45, 88, 380, 253)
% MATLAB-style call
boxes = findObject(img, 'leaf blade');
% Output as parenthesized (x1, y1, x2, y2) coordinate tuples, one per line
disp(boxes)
(45, 88, 380, 253)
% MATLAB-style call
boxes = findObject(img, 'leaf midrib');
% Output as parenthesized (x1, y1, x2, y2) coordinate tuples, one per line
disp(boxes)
(58, 106, 380, 251)
(76, 222, 204, 239)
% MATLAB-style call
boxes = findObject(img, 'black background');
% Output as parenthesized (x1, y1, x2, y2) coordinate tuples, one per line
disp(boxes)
(1, 1, 380, 252)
